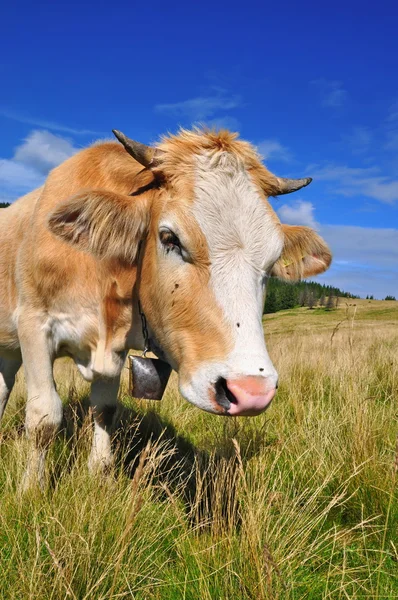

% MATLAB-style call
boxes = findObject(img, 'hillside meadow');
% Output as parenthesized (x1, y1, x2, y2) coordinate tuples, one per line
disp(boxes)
(0, 299, 397, 599)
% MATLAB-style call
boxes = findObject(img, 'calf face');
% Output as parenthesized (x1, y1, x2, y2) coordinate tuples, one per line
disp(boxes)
(49, 129, 331, 416)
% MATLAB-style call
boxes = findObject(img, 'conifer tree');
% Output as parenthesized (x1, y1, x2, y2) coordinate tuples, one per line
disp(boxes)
(299, 287, 309, 307)
(326, 294, 335, 310)
(279, 284, 296, 310)
(264, 289, 278, 314)
(307, 291, 316, 309)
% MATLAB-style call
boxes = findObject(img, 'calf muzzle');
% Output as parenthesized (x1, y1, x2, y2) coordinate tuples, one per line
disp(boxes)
(215, 375, 276, 416)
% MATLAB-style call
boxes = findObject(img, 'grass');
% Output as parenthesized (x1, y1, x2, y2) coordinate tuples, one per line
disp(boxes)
(0, 299, 397, 599)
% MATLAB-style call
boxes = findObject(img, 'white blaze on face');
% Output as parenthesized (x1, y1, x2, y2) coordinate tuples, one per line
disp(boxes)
(191, 151, 283, 386)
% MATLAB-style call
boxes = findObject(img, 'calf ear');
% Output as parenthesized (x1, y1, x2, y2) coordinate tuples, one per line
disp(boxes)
(271, 224, 332, 281)
(48, 190, 150, 262)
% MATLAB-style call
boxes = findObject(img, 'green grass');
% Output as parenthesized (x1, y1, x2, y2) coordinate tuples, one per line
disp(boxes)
(0, 300, 397, 599)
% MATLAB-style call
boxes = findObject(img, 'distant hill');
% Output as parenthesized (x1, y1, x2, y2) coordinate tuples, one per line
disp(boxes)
(264, 278, 359, 314)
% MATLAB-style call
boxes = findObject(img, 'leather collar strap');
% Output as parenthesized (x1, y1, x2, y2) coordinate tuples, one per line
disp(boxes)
(138, 298, 151, 357)
(136, 239, 151, 357)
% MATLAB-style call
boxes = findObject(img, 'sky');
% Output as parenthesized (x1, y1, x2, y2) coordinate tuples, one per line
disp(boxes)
(1, 0, 397, 298)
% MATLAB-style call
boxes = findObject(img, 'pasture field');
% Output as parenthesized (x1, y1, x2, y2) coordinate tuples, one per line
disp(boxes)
(1, 299, 397, 599)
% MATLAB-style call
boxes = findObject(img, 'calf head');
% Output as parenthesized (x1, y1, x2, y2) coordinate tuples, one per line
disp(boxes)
(49, 129, 331, 416)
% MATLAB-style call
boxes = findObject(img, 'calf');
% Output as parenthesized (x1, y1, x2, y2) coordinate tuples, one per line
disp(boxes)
(0, 128, 331, 487)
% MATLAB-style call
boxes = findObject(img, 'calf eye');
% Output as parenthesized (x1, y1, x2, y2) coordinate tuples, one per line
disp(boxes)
(159, 229, 182, 254)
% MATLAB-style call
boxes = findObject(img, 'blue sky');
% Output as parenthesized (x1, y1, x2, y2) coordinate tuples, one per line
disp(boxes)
(1, 0, 397, 298)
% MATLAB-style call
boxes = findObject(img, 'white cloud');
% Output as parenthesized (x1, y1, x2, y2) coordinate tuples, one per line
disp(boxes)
(14, 130, 77, 174)
(320, 225, 398, 270)
(342, 126, 372, 154)
(257, 139, 292, 163)
(338, 177, 398, 204)
(307, 163, 398, 204)
(277, 200, 318, 228)
(311, 79, 348, 108)
(0, 159, 43, 190)
(154, 92, 241, 121)
(0, 108, 103, 136)
(0, 130, 78, 201)
(317, 225, 398, 299)
(384, 130, 398, 151)
(382, 100, 398, 152)
(308, 164, 379, 181)
(387, 101, 398, 123)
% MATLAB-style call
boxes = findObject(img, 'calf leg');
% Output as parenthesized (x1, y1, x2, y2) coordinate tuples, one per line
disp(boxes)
(18, 316, 63, 490)
(0, 356, 22, 423)
(88, 376, 120, 473)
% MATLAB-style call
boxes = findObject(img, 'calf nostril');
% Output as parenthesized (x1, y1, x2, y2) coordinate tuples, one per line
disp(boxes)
(259, 368, 264, 372)
(214, 377, 238, 411)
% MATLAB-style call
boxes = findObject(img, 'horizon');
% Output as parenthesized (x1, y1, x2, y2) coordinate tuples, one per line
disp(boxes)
(0, 0, 397, 298)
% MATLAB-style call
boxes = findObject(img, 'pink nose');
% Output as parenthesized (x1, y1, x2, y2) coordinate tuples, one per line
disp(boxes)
(225, 376, 277, 416)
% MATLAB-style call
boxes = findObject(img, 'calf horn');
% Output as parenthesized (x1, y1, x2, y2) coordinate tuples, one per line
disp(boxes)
(276, 176, 313, 195)
(112, 129, 161, 168)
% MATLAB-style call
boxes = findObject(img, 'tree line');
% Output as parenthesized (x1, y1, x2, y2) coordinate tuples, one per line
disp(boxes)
(0, 202, 10, 209)
(263, 279, 358, 314)
(367, 294, 396, 301)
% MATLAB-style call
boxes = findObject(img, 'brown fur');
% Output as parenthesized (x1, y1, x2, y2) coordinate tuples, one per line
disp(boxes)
(0, 128, 331, 380)
(156, 128, 281, 198)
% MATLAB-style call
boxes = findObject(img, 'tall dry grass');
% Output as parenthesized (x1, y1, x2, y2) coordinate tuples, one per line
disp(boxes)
(0, 301, 397, 599)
